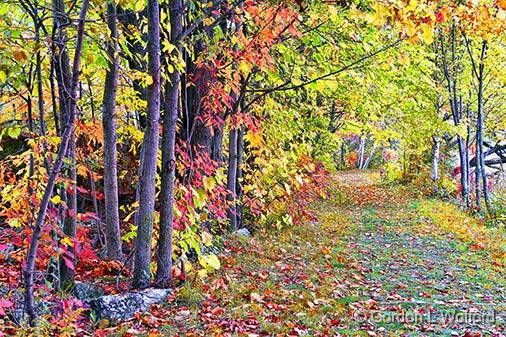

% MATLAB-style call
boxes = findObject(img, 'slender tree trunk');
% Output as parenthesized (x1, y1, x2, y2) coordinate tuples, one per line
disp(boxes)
(156, 0, 183, 287)
(60, 138, 77, 284)
(476, 41, 492, 214)
(357, 136, 366, 169)
(33, 6, 46, 138)
(102, 2, 123, 260)
(363, 143, 376, 169)
(340, 142, 345, 169)
(457, 136, 470, 206)
(50, 56, 60, 135)
(227, 126, 239, 231)
(133, 0, 161, 289)
(235, 125, 245, 229)
(439, 26, 469, 206)
(475, 139, 482, 208)
(24, 0, 89, 324)
(50, 0, 77, 286)
(431, 135, 441, 194)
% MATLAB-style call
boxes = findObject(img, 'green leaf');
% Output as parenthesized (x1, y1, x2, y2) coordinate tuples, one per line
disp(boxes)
(7, 127, 21, 139)
(205, 254, 221, 270)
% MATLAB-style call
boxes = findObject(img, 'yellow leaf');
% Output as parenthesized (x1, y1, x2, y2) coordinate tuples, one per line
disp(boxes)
(135, 0, 144, 11)
(421, 24, 434, 45)
(51, 195, 61, 204)
(162, 40, 175, 53)
(61, 236, 74, 247)
(145, 75, 153, 86)
(203, 176, 215, 191)
(9, 219, 20, 228)
(406, 0, 418, 12)
(197, 269, 208, 278)
(405, 21, 417, 37)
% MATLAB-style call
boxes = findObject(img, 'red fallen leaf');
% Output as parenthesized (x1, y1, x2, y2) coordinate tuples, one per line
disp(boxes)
(329, 318, 340, 326)
(0, 298, 13, 316)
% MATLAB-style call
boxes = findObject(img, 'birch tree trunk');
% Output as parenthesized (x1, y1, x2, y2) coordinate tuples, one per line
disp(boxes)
(363, 143, 376, 169)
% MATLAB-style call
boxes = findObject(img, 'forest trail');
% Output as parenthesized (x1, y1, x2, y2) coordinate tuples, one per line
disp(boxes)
(111, 171, 505, 336)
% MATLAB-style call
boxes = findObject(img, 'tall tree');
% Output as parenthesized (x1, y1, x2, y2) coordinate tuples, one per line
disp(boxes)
(466, 38, 493, 214)
(24, 0, 90, 324)
(50, 0, 78, 286)
(133, 0, 161, 289)
(102, 1, 123, 261)
(156, 0, 183, 287)
(438, 25, 471, 207)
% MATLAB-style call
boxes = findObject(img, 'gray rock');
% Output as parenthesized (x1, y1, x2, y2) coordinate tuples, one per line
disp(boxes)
(89, 288, 171, 321)
(234, 228, 252, 238)
(74, 282, 104, 300)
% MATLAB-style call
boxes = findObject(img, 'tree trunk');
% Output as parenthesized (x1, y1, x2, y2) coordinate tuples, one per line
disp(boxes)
(476, 41, 492, 214)
(156, 0, 183, 288)
(235, 126, 245, 229)
(457, 136, 470, 206)
(53, 0, 78, 286)
(60, 137, 77, 285)
(363, 143, 376, 169)
(439, 26, 469, 207)
(357, 136, 366, 169)
(133, 0, 161, 289)
(102, 2, 123, 261)
(227, 126, 239, 231)
(24, 0, 89, 324)
(431, 135, 441, 194)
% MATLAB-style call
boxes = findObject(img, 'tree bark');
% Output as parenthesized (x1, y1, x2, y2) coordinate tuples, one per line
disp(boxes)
(102, 1, 123, 261)
(133, 0, 161, 289)
(439, 26, 470, 206)
(24, 0, 89, 324)
(52, 0, 77, 287)
(156, 0, 183, 288)
(476, 41, 492, 214)
(235, 125, 245, 229)
(363, 143, 376, 169)
(431, 135, 441, 193)
(60, 138, 77, 284)
(227, 126, 239, 231)
(357, 135, 366, 169)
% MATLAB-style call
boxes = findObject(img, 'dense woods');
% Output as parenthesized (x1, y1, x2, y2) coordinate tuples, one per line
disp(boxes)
(0, 0, 505, 335)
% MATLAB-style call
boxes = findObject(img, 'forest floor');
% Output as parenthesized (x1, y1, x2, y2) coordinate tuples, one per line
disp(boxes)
(98, 171, 505, 337)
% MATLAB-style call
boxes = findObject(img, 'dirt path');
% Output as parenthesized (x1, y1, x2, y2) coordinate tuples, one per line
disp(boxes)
(331, 171, 505, 336)
(105, 171, 506, 336)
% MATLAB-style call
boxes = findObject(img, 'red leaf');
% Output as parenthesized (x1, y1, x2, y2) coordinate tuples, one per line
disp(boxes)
(436, 11, 445, 23)
(0, 298, 13, 316)
(62, 256, 74, 271)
